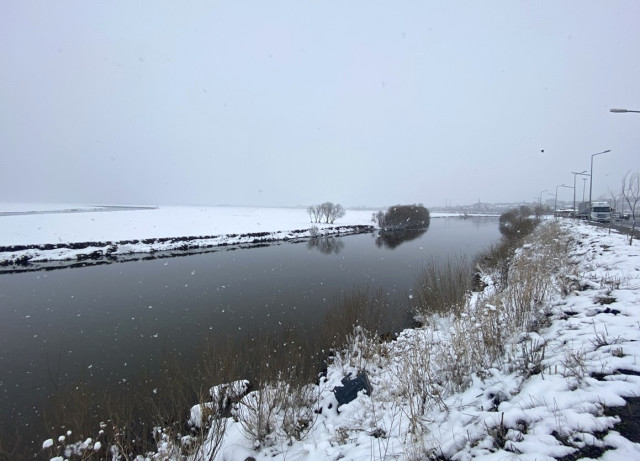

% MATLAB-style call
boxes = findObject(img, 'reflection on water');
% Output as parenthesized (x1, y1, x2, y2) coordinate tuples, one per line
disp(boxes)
(375, 228, 428, 249)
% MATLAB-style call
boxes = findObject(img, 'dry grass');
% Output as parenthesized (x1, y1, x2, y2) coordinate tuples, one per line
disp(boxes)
(469, 221, 574, 365)
(355, 219, 578, 445)
(413, 254, 473, 318)
(321, 286, 390, 348)
(406, 221, 572, 393)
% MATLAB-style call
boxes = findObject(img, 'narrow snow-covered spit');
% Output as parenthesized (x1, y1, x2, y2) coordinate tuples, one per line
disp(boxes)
(0, 205, 373, 267)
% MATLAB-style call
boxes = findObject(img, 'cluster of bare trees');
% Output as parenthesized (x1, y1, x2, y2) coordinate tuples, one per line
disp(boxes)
(306, 202, 346, 224)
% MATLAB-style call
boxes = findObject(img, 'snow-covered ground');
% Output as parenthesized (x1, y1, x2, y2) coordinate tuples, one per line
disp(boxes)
(195, 220, 639, 461)
(0, 204, 488, 267)
(0, 205, 371, 246)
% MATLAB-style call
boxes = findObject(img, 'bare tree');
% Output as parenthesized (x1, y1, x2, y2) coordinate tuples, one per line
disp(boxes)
(607, 189, 620, 234)
(533, 204, 548, 222)
(372, 210, 386, 228)
(306, 206, 315, 223)
(319, 202, 332, 223)
(307, 205, 322, 223)
(607, 189, 616, 216)
(329, 204, 345, 224)
(622, 170, 640, 245)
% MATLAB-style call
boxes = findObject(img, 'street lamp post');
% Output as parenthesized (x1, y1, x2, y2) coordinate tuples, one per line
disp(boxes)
(589, 149, 611, 220)
(539, 189, 548, 206)
(582, 177, 588, 202)
(555, 184, 573, 218)
(571, 171, 589, 216)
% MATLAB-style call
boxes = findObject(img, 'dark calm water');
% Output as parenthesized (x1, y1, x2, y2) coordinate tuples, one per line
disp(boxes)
(0, 216, 499, 447)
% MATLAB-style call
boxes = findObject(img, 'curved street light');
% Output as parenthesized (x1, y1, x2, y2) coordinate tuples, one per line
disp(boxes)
(539, 189, 548, 206)
(589, 149, 611, 220)
(610, 108, 640, 113)
(571, 171, 590, 216)
(555, 184, 573, 218)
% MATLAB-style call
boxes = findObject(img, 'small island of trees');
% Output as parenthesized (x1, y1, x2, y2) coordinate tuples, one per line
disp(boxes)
(373, 204, 431, 231)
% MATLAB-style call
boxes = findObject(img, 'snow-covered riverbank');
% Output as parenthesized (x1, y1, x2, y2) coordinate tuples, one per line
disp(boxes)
(40, 219, 640, 460)
(200, 220, 640, 461)
(0, 204, 492, 269)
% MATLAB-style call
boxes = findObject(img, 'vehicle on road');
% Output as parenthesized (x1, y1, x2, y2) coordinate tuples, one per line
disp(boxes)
(576, 202, 590, 220)
(576, 201, 612, 223)
(590, 201, 612, 223)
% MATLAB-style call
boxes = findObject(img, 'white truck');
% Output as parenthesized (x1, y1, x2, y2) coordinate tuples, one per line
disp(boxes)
(589, 201, 612, 223)
(576, 202, 612, 222)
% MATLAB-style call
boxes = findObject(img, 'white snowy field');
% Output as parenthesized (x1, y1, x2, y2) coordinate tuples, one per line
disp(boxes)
(0, 204, 373, 246)
(42, 219, 640, 461)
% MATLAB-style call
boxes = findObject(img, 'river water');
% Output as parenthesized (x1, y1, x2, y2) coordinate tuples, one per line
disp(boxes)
(0, 216, 499, 451)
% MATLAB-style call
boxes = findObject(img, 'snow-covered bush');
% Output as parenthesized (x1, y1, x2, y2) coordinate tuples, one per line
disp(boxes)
(232, 379, 321, 447)
(232, 384, 281, 446)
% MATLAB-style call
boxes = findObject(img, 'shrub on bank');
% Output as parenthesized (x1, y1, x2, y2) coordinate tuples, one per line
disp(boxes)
(498, 205, 538, 241)
(374, 204, 430, 231)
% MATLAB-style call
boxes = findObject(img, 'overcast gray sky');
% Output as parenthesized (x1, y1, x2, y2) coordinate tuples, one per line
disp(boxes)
(1, 1, 639, 208)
